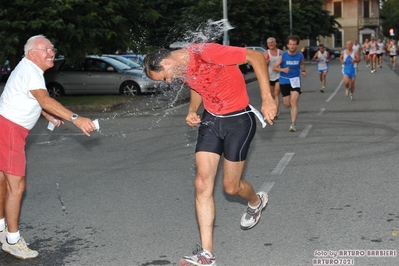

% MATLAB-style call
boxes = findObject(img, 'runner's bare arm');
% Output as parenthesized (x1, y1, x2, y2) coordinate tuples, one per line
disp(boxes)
(30, 89, 96, 136)
(301, 57, 307, 77)
(246, 49, 277, 125)
(186, 89, 202, 127)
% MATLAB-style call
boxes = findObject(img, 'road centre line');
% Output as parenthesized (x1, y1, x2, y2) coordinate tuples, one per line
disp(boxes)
(271, 153, 294, 175)
(299, 124, 313, 138)
(260, 182, 275, 194)
(325, 79, 344, 103)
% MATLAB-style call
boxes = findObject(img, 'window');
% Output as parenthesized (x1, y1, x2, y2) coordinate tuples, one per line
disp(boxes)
(363, 0, 370, 18)
(333, 1, 342, 18)
(60, 61, 84, 71)
(334, 31, 343, 48)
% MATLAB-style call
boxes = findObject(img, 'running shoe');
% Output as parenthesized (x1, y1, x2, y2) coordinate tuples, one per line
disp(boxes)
(350, 94, 354, 101)
(345, 88, 349, 97)
(181, 244, 217, 266)
(0, 228, 6, 244)
(289, 124, 296, 132)
(320, 86, 325, 93)
(2, 237, 39, 259)
(240, 191, 268, 230)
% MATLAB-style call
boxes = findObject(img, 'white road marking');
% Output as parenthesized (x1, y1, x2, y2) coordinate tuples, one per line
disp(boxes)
(325, 79, 344, 102)
(271, 153, 294, 175)
(317, 108, 325, 115)
(299, 124, 313, 138)
(260, 182, 275, 194)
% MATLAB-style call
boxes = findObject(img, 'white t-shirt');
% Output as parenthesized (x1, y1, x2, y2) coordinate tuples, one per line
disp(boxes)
(369, 41, 377, 54)
(267, 49, 281, 81)
(0, 57, 47, 130)
(377, 43, 384, 54)
(316, 51, 329, 71)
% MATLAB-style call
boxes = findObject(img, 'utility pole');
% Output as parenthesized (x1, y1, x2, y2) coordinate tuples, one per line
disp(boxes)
(289, 0, 293, 35)
(223, 0, 229, 45)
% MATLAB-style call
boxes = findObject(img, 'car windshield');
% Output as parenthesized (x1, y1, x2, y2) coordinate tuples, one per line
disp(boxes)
(99, 57, 134, 71)
(104, 55, 143, 70)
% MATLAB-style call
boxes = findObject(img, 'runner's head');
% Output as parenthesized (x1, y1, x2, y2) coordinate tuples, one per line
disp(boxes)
(286, 35, 300, 53)
(346, 40, 353, 50)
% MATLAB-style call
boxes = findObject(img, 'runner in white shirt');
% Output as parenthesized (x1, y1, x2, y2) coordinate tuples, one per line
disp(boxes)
(387, 39, 397, 70)
(368, 36, 377, 73)
(353, 40, 360, 69)
(376, 39, 385, 68)
(264, 37, 283, 118)
(362, 39, 370, 67)
(312, 44, 330, 92)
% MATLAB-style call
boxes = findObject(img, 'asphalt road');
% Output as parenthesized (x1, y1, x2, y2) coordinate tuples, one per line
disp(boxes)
(0, 58, 398, 266)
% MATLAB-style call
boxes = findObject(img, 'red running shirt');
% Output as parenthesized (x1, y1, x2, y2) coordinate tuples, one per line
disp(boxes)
(185, 43, 249, 115)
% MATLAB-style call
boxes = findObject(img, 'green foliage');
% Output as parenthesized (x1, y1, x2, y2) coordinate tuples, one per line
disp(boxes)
(0, 0, 340, 67)
(380, 0, 399, 38)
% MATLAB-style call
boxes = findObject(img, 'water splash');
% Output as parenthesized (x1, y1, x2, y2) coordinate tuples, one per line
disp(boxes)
(97, 19, 232, 137)
(171, 19, 234, 48)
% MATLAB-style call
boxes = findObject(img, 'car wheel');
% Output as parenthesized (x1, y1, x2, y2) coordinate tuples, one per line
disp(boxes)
(120, 81, 141, 96)
(47, 83, 64, 98)
(330, 54, 336, 59)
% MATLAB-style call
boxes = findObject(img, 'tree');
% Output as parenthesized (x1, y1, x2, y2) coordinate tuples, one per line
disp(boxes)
(0, 0, 340, 69)
(380, 0, 399, 39)
(139, 0, 340, 49)
(0, 0, 154, 67)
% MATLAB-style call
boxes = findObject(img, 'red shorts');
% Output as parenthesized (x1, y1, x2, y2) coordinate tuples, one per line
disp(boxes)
(0, 115, 29, 176)
(369, 53, 376, 58)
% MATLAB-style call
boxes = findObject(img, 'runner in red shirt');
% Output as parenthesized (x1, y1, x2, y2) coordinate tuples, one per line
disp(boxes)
(145, 43, 276, 266)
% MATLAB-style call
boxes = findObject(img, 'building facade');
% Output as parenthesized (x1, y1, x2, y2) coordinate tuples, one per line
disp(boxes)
(319, 0, 380, 49)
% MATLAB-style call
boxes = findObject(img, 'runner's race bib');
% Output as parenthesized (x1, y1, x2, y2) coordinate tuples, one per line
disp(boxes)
(289, 77, 300, 88)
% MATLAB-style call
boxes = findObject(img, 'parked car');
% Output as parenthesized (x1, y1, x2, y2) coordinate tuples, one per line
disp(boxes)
(301, 46, 341, 60)
(101, 54, 143, 70)
(245, 46, 267, 70)
(1, 60, 11, 81)
(44, 55, 161, 97)
(119, 54, 145, 65)
(246, 46, 267, 53)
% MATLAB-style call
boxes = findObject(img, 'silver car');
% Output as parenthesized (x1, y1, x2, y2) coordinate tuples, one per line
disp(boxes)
(101, 54, 144, 69)
(44, 55, 160, 97)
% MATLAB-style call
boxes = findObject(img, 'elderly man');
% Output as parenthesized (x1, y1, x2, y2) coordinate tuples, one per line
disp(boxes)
(340, 40, 360, 101)
(0, 35, 96, 259)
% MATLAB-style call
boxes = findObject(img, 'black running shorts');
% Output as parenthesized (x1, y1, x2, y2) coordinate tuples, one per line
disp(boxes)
(269, 79, 279, 86)
(195, 106, 256, 162)
(280, 83, 301, 97)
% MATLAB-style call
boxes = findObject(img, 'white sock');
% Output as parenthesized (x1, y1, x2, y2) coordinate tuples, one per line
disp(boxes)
(7, 231, 20, 244)
(0, 218, 5, 231)
(248, 196, 261, 209)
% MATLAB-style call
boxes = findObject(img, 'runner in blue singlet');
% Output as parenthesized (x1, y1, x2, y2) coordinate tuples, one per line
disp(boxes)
(340, 40, 360, 101)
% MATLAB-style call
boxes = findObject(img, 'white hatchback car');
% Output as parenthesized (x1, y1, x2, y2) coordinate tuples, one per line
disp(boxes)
(245, 46, 267, 70)
(44, 56, 161, 97)
(246, 46, 267, 53)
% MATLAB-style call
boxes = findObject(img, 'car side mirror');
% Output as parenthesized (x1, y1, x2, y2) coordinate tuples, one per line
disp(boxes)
(107, 66, 115, 72)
